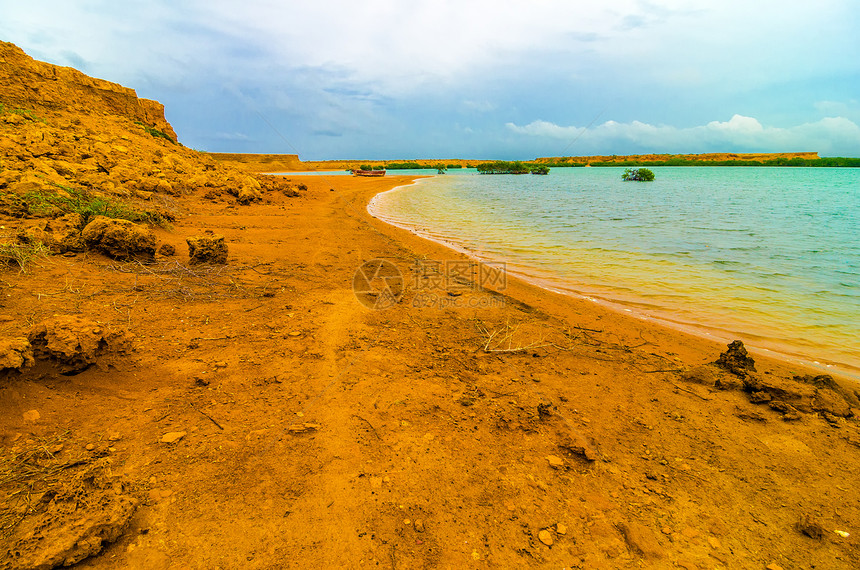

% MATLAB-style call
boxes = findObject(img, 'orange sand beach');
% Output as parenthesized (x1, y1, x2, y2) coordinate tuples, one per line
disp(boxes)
(1, 41, 860, 569)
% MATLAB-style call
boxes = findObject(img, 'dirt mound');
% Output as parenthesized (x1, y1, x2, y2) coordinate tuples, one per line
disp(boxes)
(27, 315, 134, 374)
(81, 216, 156, 261)
(0, 450, 137, 570)
(0, 338, 33, 374)
(16, 214, 84, 254)
(681, 342, 855, 422)
(714, 340, 756, 376)
(186, 234, 228, 265)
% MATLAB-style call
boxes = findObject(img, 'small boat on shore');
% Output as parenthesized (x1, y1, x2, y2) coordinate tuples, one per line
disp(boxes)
(351, 169, 386, 177)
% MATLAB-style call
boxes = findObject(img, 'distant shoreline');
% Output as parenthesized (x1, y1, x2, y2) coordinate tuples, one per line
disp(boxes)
(208, 151, 860, 172)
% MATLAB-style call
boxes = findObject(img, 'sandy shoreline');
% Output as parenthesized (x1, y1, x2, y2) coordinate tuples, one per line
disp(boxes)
(367, 176, 859, 382)
(3, 173, 860, 568)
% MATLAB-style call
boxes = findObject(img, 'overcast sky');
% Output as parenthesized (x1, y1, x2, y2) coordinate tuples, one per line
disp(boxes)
(2, 1, 858, 159)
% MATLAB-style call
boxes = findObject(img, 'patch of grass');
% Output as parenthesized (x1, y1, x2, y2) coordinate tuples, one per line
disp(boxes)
(24, 184, 172, 229)
(0, 241, 49, 272)
(134, 121, 175, 144)
(0, 102, 44, 123)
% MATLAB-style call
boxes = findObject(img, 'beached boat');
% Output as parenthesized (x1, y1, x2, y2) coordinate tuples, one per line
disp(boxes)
(352, 169, 386, 177)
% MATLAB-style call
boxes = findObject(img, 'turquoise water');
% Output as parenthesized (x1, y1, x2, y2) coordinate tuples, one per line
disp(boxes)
(369, 167, 860, 376)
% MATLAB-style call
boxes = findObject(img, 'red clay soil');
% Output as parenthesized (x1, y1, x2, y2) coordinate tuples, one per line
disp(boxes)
(1, 175, 859, 569)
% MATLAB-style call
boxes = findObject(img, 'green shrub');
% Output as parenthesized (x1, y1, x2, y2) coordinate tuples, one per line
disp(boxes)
(622, 168, 655, 181)
(476, 161, 531, 174)
(134, 121, 175, 143)
(24, 184, 170, 228)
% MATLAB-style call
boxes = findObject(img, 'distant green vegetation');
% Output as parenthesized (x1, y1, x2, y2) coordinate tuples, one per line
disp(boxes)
(622, 168, 655, 181)
(382, 162, 466, 170)
(385, 162, 423, 169)
(476, 161, 551, 175)
(588, 157, 860, 167)
(537, 161, 586, 168)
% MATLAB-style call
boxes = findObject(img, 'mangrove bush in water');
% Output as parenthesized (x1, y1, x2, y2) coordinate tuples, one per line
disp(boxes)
(622, 168, 655, 181)
(476, 161, 551, 175)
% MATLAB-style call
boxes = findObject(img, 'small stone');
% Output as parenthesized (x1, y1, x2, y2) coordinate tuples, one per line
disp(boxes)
(22, 410, 40, 422)
(403, 519, 411, 526)
(766, 564, 784, 570)
(414, 520, 425, 532)
(187, 234, 228, 265)
(214, 361, 228, 369)
(86, 443, 95, 451)
(708, 536, 721, 549)
(538, 529, 554, 546)
(161, 431, 187, 444)
(661, 526, 672, 535)
(556, 523, 567, 535)
(287, 422, 320, 433)
(546, 455, 565, 469)
(108, 431, 122, 441)
(108, 447, 117, 453)
(796, 514, 824, 539)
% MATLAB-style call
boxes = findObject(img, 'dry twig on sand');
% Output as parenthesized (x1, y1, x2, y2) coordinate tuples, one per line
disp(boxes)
(106, 260, 272, 301)
(474, 318, 560, 354)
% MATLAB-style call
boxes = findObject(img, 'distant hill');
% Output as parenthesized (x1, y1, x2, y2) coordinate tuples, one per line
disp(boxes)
(207, 151, 859, 173)
(534, 152, 820, 165)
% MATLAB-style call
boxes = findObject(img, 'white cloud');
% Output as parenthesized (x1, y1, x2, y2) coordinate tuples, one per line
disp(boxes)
(814, 100, 860, 123)
(6, 1, 855, 96)
(507, 115, 860, 156)
(1, 1, 857, 156)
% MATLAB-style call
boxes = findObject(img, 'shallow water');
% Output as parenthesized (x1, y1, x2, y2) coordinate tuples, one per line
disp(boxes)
(370, 167, 860, 377)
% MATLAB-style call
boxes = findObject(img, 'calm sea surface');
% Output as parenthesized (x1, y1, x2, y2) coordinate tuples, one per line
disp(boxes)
(369, 167, 860, 377)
